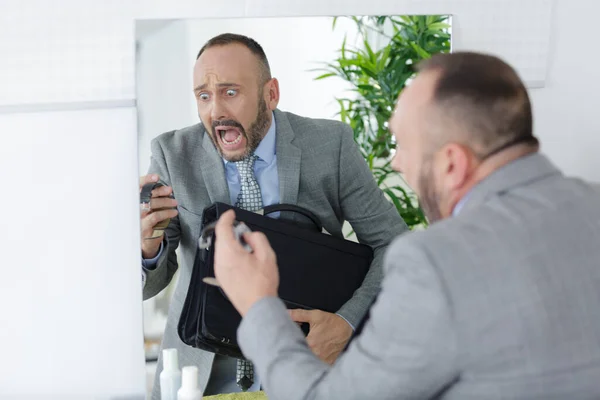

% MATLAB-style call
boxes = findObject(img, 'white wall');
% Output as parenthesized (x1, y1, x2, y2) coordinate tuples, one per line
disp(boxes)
(136, 20, 193, 175)
(529, 0, 600, 182)
(0, 107, 145, 399)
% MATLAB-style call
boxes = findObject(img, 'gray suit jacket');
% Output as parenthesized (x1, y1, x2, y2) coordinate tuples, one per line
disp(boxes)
(142, 109, 408, 398)
(238, 153, 600, 400)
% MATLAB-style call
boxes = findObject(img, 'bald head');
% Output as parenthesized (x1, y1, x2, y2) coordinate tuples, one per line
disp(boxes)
(416, 52, 538, 158)
(196, 33, 272, 86)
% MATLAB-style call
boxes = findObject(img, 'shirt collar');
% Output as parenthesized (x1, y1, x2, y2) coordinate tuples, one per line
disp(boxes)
(223, 112, 276, 165)
(452, 192, 470, 217)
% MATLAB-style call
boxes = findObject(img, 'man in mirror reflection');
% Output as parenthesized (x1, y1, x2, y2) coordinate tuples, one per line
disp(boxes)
(139, 33, 408, 397)
(212, 52, 600, 399)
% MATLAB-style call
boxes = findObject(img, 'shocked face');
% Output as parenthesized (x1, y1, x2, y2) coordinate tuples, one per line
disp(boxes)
(194, 43, 274, 161)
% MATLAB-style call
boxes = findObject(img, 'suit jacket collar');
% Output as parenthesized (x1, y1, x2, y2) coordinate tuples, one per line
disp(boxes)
(460, 152, 562, 214)
(273, 109, 301, 205)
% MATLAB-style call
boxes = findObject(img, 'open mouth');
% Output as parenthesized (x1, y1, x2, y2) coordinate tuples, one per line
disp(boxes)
(215, 126, 243, 146)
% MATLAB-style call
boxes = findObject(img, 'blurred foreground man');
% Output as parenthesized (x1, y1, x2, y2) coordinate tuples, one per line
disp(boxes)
(213, 52, 600, 399)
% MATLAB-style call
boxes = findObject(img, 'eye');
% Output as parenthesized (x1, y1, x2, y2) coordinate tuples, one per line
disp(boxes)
(225, 89, 237, 97)
(198, 92, 209, 101)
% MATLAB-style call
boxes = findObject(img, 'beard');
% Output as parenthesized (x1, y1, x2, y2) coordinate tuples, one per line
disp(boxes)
(209, 92, 270, 162)
(417, 158, 444, 224)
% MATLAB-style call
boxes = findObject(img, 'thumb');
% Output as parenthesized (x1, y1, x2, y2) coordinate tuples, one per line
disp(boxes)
(140, 174, 159, 188)
(289, 308, 314, 323)
(214, 210, 238, 248)
(243, 231, 274, 260)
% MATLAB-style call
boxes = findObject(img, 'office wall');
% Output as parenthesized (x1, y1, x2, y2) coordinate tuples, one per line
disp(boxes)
(0, 107, 145, 399)
(528, 0, 600, 182)
(136, 20, 192, 175)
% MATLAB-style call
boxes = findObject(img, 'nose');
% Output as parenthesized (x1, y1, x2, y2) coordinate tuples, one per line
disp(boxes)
(210, 97, 228, 122)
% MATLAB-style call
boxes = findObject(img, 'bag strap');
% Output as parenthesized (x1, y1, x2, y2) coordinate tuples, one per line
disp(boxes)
(260, 203, 323, 232)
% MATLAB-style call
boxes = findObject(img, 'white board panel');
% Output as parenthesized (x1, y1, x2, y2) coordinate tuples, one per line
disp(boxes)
(0, 0, 247, 108)
(0, 107, 145, 400)
(0, 0, 142, 107)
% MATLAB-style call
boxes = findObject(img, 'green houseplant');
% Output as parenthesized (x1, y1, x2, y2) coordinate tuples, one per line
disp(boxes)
(313, 15, 451, 229)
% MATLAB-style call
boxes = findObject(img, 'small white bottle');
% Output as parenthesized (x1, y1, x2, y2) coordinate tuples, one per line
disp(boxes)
(160, 348, 182, 400)
(177, 365, 202, 400)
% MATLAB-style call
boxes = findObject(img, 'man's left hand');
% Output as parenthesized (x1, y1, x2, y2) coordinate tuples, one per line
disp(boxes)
(289, 309, 353, 364)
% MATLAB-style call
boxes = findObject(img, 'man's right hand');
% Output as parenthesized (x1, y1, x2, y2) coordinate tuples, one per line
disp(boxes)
(140, 174, 178, 259)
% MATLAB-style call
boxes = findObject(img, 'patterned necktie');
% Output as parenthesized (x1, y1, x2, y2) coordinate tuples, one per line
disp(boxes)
(235, 155, 262, 212)
(233, 154, 261, 391)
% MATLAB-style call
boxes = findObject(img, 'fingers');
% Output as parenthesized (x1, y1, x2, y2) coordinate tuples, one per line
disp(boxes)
(306, 333, 318, 350)
(139, 174, 175, 218)
(147, 196, 178, 211)
(243, 231, 275, 261)
(214, 209, 237, 246)
(149, 209, 179, 225)
(150, 184, 173, 198)
(140, 174, 159, 188)
(289, 308, 315, 323)
(139, 174, 173, 199)
(141, 209, 178, 232)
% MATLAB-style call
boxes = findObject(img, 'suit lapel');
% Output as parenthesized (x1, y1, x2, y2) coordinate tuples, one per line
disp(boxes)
(274, 109, 301, 205)
(199, 129, 230, 205)
(460, 153, 561, 214)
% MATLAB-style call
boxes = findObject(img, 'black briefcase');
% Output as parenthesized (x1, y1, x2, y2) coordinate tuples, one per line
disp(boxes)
(177, 202, 373, 359)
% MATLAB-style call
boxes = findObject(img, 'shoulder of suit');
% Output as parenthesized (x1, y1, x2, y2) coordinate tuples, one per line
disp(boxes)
(152, 123, 206, 149)
(385, 215, 481, 270)
(279, 110, 351, 139)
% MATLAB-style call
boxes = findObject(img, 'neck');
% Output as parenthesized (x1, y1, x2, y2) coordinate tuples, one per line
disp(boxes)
(447, 143, 539, 215)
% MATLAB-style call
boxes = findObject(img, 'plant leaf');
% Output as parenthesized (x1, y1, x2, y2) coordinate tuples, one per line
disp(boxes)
(313, 15, 449, 229)
(314, 72, 337, 80)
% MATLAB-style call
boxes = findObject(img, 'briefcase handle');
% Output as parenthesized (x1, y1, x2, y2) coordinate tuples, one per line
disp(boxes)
(262, 203, 323, 232)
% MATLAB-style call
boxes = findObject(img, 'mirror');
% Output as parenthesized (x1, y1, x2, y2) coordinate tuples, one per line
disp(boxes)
(135, 14, 451, 398)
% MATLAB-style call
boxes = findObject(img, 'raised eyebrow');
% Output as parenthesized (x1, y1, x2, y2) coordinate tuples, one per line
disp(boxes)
(194, 83, 241, 92)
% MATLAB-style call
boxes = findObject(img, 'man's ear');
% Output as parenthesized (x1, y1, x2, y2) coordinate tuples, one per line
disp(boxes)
(264, 78, 280, 110)
(438, 143, 470, 192)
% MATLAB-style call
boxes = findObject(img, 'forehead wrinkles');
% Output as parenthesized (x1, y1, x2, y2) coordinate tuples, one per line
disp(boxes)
(196, 71, 225, 87)
(204, 72, 219, 81)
